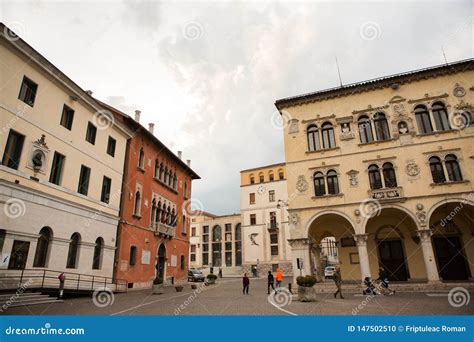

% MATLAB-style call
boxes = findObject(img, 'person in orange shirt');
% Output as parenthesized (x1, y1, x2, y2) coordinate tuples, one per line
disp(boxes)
(275, 268, 283, 293)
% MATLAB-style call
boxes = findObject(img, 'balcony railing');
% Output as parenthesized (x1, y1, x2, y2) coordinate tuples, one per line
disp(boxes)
(267, 222, 279, 231)
(152, 222, 176, 238)
(369, 186, 404, 201)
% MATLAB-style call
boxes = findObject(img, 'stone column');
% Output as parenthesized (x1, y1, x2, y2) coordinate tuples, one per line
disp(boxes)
(310, 243, 323, 282)
(288, 238, 311, 284)
(416, 229, 440, 283)
(353, 234, 371, 281)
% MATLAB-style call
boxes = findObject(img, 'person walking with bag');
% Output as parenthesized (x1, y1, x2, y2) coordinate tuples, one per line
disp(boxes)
(267, 271, 275, 294)
(333, 266, 344, 299)
(242, 273, 250, 295)
(275, 268, 283, 293)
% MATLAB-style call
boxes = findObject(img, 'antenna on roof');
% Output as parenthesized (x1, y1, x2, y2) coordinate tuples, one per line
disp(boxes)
(335, 56, 343, 87)
(441, 46, 448, 65)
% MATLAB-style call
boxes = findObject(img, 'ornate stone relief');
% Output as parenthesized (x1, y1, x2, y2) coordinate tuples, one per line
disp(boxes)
(249, 233, 259, 246)
(289, 212, 299, 226)
(346, 169, 359, 187)
(296, 175, 309, 193)
(405, 161, 420, 177)
(340, 122, 355, 140)
(287, 238, 311, 249)
(27, 134, 50, 175)
(415, 203, 427, 228)
(453, 83, 466, 98)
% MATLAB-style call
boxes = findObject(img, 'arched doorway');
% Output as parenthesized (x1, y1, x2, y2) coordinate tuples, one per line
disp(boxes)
(307, 212, 356, 281)
(429, 201, 473, 281)
(365, 208, 420, 281)
(155, 244, 166, 284)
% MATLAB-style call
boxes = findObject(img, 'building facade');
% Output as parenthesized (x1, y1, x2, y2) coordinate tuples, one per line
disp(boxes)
(275, 59, 474, 284)
(0, 24, 132, 282)
(240, 163, 293, 276)
(189, 212, 242, 276)
(108, 105, 200, 289)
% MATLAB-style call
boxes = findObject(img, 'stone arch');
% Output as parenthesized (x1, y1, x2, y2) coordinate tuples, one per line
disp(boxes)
(304, 209, 357, 237)
(427, 198, 474, 222)
(360, 203, 418, 233)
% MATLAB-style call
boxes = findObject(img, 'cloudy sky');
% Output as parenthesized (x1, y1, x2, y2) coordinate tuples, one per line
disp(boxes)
(1, 0, 472, 214)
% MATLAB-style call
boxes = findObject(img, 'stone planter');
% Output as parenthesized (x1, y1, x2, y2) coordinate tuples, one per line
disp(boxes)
(206, 278, 216, 285)
(191, 284, 198, 290)
(152, 284, 164, 295)
(175, 286, 184, 292)
(297, 286, 317, 302)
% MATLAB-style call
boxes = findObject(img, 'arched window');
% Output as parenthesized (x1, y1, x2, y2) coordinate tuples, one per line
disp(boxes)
(184, 182, 188, 198)
(313, 172, 325, 196)
(171, 208, 176, 226)
(66, 233, 81, 269)
(432, 102, 450, 131)
(92, 237, 104, 270)
(161, 203, 167, 222)
(382, 162, 397, 188)
(326, 170, 339, 195)
(166, 206, 171, 225)
(321, 122, 336, 149)
(445, 154, 462, 181)
(154, 160, 159, 178)
(156, 201, 161, 225)
(173, 174, 177, 189)
(164, 167, 169, 184)
(278, 169, 284, 180)
(307, 125, 320, 151)
(138, 148, 145, 169)
(268, 171, 274, 181)
(151, 198, 157, 225)
(368, 164, 383, 189)
(234, 223, 242, 266)
(429, 156, 445, 183)
(134, 191, 141, 216)
(159, 163, 164, 180)
(358, 116, 374, 143)
(169, 172, 174, 187)
(33, 227, 52, 268)
(212, 225, 222, 267)
(415, 105, 433, 134)
(249, 174, 255, 184)
(374, 112, 390, 141)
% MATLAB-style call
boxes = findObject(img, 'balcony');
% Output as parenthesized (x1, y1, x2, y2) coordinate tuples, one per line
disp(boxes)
(267, 222, 279, 231)
(152, 222, 175, 239)
(369, 187, 404, 201)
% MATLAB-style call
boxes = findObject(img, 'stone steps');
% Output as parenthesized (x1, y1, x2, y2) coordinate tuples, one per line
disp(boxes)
(0, 292, 63, 308)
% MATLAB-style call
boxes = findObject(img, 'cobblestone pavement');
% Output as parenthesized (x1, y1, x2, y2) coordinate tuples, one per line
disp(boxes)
(2, 278, 473, 316)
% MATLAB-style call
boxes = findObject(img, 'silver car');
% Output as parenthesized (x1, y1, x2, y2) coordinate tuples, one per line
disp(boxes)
(324, 266, 336, 278)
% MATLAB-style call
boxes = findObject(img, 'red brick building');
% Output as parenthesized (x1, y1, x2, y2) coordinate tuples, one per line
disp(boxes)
(103, 103, 200, 289)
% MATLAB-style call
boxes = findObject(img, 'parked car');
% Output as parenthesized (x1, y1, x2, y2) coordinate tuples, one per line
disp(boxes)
(324, 266, 336, 279)
(188, 269, 205, 282)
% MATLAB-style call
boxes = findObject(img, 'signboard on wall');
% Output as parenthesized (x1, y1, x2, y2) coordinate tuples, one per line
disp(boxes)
(171, 255, 177, 267)
(141, 250, 151, 265)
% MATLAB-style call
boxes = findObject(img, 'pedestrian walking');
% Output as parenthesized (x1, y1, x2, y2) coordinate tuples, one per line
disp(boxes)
(377, 267, 395, 295)
(58, 272, 66, 299)
(242, 273, 250, 294)
(267, 271, 275, 294)
(218, 268, 223, 278)
(275, 268, 283, 292)
(333, 266, 344, 299)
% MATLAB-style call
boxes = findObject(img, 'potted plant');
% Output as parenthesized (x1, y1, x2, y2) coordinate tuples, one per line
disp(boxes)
(206, 274, 217, 285)
(296, 275, 318, 302)
(175, 285, 184, 292)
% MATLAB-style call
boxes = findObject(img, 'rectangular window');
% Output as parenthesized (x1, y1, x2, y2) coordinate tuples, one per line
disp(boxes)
(190, 247, 196, 262)
(269, 190, 275, 202)
(250, 214, 256, 225)
(225, 252, 232, 266)
(270, 232, 279, 256)
(182, 215, 186, 234)
(100, 176, 112, 203)
(279, 172, 284, 180)
(225, 223, 231, 232)
(49, 152, 65, 185)
(106, 136, 116, 157)
(60, 105, 74, 130)
(249, 193, 255, 204)
(202, 253, 208, 266)
(269, 211, 277, 229)
(85, 122, 97, 145)
(271, 245, 279, 256)
(18, 76, 38, 106)
(78, 165, 91, 196)
(2, 130, 25, 170)
(269, 173, 274, 181)
(191, 227, 196, 236)
(250, 176, 255, 184)
(180, 255, 185, 270)
(129, 246, 137, 266)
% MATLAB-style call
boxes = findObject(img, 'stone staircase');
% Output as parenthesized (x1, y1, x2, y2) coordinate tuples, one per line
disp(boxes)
(0, 292, 63, 309)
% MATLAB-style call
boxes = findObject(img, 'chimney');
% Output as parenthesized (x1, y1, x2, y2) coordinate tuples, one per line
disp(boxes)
(186, 159, 191, 167)
(178, 151, 182, 159)
(148, 123, 154, 134)
(134, 110, 141, 122)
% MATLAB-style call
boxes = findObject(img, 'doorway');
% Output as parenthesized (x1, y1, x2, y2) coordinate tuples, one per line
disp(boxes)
(155, 244, 166, 284)
(433, 236, 469, 280)
(378, 240, 408, 281)
(8, 240, 30, 269)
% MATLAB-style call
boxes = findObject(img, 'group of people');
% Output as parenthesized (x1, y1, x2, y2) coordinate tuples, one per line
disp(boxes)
(333, 266, 396, 299)
(242, 268, 283, 295)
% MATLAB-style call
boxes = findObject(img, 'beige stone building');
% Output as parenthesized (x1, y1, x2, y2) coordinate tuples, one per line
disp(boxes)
(189, 212, 242, 276)
(275, 59, 474, 284)
(240, 163, 293, 276)
(0, 24, 132, 285)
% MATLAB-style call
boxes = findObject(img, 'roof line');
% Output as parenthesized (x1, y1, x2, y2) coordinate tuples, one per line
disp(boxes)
(240, 162, 286, 173)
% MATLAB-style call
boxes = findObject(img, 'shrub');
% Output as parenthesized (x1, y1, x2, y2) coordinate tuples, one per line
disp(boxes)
(206, 274, 218, 280)
(296, 275, 317, 287)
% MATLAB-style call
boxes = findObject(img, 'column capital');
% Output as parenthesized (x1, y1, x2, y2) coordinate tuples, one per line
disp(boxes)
(416, 229, 433, 241)
(353, 234, 369, 246)
(287, 238, 311, 249)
